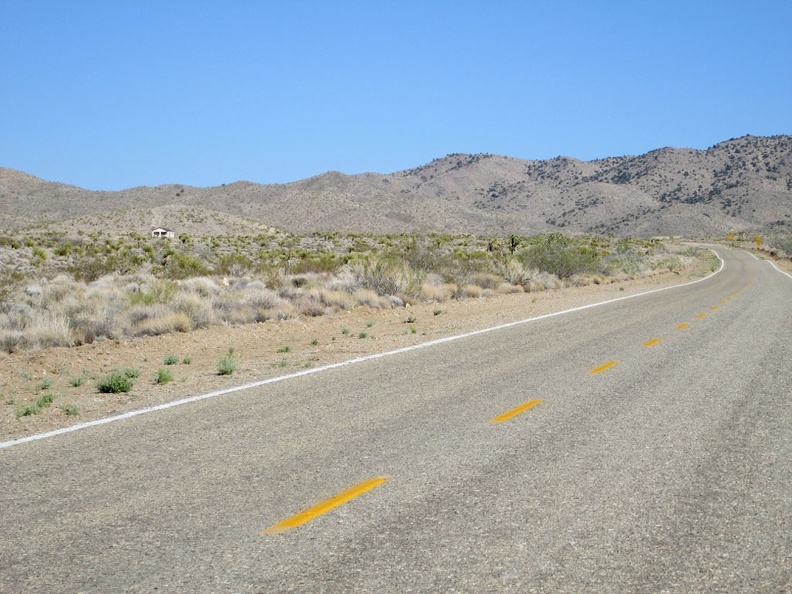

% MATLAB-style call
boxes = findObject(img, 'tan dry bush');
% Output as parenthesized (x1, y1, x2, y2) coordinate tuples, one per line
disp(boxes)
(172, 292, 214, 329)
(128, 304, 191, 336)
(324, 267, 360, 293)
(82, 291, 127, 339)
(420, 282, 455, 302)
(277, 284, 304, 301)
(258, 267, 290, 290)
(468, 272, 501, 290)
(496, 283, 524, 294)
(212, 295, 255, 325)
(353, 288, 392, 309)
(42, 275, 81, 303)
(0, 329, 23, 353)
(307, 287, 357, 311)
(255, 304, 297, 322)
(134, 311, 191, 336)
(246, 287, 288, 310)
(498, 259, 533, 286)
(298, 299, 330, 317)
(219, 306, 258, 325)
(24, 310, 73, 348)
(568, 274, 593, 287)
(353, 259, 410, 296)
(526, 271, 561, 291)
(91, 272, 134, 293)
(288, 273, 323, 289)
(456, 284, 483, 299)
(645, 254, 692, 275)
(2, 304, 32, 331)
(180, 276, 221, 297)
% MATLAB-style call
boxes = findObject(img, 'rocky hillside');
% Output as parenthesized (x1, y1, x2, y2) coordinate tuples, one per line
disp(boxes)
(2, 135, 790, 237)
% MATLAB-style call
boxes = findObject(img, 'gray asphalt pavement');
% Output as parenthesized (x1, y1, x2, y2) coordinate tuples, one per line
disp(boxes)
(1, 247, 791, 592)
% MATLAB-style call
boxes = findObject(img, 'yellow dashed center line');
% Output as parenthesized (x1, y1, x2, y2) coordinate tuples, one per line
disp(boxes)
(711, 306, 719, 311)
(590, 361, 618, 374)
(697, 313, 707, 319)
(490, 399, 543, 424)
(643, 338, 662, 348)
(262, 477, 389, 535)
(677, 323, 689, 330)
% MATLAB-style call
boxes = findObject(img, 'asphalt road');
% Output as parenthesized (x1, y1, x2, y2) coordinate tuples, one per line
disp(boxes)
(2, 247, 791, 593)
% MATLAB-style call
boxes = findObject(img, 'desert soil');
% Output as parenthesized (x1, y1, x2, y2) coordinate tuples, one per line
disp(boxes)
(1, 253, 785, 443)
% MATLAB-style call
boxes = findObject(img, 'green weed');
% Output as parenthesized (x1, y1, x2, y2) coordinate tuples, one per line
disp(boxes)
(155, 369, 174, 384)
(97, 371, 134, 393)
(62, 404, 79, 416)
(217, 351, 238, 375)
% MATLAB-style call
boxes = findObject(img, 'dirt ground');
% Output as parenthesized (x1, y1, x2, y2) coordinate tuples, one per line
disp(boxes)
(1, 251, 785, 443)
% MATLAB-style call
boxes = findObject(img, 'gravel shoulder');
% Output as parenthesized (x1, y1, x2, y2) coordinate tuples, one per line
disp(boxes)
(0, 254, 765, 443)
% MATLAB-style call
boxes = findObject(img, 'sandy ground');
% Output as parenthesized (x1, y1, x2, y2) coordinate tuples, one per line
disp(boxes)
(2, 250, 786, 443)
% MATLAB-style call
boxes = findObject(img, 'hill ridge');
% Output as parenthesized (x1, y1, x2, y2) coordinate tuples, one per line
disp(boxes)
(2, 134, 790, 237)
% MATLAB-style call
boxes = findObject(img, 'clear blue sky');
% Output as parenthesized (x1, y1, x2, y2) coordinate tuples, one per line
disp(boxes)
(2, 1, 790, 190)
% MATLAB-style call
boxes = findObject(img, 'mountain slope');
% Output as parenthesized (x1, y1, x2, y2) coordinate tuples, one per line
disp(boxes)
(1, 135, 790, 237)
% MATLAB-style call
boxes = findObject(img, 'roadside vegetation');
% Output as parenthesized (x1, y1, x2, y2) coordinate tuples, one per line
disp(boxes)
(0, 230, 706, 353)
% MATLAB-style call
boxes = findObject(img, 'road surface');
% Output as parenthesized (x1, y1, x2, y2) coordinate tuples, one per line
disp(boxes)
(1, 246, 791, 592)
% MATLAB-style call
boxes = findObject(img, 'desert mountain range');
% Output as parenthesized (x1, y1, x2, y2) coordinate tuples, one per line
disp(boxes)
(2, 135, 790, 237)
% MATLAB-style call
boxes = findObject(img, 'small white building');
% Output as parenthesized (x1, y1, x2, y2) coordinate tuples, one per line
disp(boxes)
(151, 227, 175, 239)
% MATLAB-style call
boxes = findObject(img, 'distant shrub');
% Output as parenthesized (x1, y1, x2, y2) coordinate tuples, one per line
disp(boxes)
(519, 234, 599, 279)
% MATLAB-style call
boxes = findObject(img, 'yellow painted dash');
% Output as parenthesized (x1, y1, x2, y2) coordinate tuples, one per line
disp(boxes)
(262, 477, 389, 535)
(590, 361, 618, 374)
(677, 323, 689, 330)
(711, 306, 719, 311)
(643, 338, 662, 348)
(696, 313, 707, 319)
(490, 399, 543, 424)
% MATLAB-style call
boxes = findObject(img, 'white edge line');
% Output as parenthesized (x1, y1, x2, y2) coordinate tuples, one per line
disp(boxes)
(766, 259, 792, 280)
(741, 247, 792, 280)
(1, 251, 725, 450)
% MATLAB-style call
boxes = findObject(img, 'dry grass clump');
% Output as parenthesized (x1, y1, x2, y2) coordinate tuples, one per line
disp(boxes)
(171, 292, 214, 328)
(24, 310, 73, 347)
(0, 329, 23, 353)
(525, 271, 563, 292)
(323, 268, 360, 293)
(352, 259, 414, 296)
(352, 288, 392, 309)
(468, 272, 501, 290)
(305, 287, 357, 311)
(126, 303, 191, 336)
(179, 276, 221, 297)
(495, 282, 524, 294)
(420, 282, 456, 302)
(456, 284, 484, 299)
